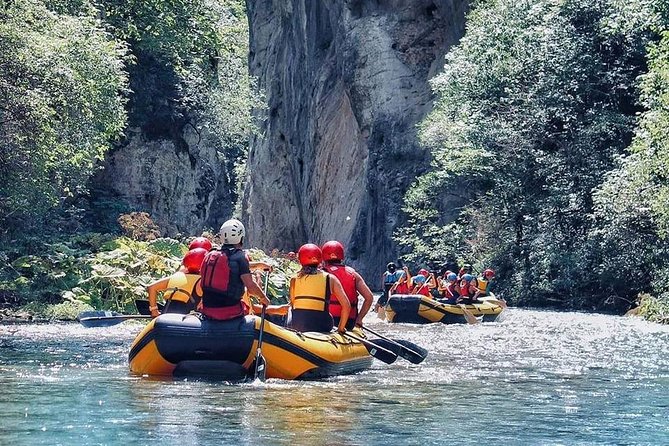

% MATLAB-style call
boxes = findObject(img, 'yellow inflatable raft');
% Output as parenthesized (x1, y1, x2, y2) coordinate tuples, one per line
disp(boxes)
(384, 294, 503, 324)
(128, 313, 373, 380)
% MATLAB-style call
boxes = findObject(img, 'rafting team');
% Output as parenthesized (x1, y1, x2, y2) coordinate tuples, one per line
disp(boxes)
(147, 219, 374, 334)
(376, 261, 507, 324)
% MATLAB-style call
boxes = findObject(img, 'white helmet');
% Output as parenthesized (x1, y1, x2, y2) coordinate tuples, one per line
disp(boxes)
(219, 219, 245, 245)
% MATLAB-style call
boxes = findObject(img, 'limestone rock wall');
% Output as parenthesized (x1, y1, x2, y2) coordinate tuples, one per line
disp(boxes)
(243, 0, 469, 280)
(91, 50, 236, 236)
(94, 125, 233, 235)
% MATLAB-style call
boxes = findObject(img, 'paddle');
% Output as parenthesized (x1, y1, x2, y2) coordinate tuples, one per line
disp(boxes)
(135, 299, 164, 316)
(254, 269, 271, 381)
(342, 331, 398, 364)
(77, 311, 151, 328)
(254, 305, 268, 381)
(360, 325, 428, 364)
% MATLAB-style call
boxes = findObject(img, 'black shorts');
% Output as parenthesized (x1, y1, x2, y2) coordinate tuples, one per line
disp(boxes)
(288, 309, 334, 333)
(163, 300, 195, 314)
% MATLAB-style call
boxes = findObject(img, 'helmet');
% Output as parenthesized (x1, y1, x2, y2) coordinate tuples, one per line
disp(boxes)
(447, 272, 457, 281)
(298, 243, 322, 266)
(413, 274, 426, 284)
(418, 268, 429, 278)
(321, 240, 345, 262)
(484, 268, 495, 278)
(219, 219, 245, 245)
(463, 264, 472, 271)
(462, 273, 473, 282)
(182, 248, 207, 273)
(188, 236, 212, 251)
(387, 262, 396, 272)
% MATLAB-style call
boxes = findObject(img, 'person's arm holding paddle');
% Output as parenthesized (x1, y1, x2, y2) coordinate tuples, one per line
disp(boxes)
(146, 277, 170, 318)
(329, 274, 351, 333)
(242, 274, 271, 307)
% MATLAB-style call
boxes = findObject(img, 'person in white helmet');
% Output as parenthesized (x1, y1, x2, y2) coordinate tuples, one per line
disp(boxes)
(195, 219, 270, 320)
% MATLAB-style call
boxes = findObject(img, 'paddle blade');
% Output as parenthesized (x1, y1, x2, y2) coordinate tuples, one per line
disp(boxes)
(364, 338, 398, 364)
(254, 351, 267, 381)
(391, 339, 428, 364)
(78, 312, 151, 328)
(79, 317, 127, 328)
(359, 325, 428, 364)
(343, 332, 397, 365)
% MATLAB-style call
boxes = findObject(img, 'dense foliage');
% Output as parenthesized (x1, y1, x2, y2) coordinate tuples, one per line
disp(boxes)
(398, 0, 669, 313)
(0, 0, 128, 234)
(0, 0, 264, 314)
(595, 26, 669, 321)
(0, 232, 293, 319)
(0, 0, 261, 236)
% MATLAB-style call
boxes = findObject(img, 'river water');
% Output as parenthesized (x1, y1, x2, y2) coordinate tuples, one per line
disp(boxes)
(1, 309, 668, 445)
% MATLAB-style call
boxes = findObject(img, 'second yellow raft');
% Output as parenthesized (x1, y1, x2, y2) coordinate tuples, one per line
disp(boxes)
(384, 294, 504, 324)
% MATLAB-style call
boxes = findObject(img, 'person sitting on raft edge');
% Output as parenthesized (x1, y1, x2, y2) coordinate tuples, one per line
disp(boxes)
(146, 247, 208, 318)
(194, 218, 271, 320)
(281, 243, 351, 333)
(321, 240, 374, 330)
(473, 268, 507, 309)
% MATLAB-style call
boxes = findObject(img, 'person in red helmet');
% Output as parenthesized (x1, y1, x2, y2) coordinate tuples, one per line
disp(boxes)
(146, 248, 208, 318)
(474, 269, 495, 297)
(188, 236, 213, 252)
(321, 240, 374, 330)
(473, 268, 507, 308)
(284, 243, 351, 333)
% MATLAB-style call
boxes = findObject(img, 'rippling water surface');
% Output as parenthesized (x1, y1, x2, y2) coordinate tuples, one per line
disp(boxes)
(1, 309, 668, 445)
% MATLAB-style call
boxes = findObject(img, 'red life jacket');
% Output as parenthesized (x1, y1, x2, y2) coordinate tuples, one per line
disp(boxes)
(445, 282, 458, 298)
(199, 248, 244, 316)
(323, 263, 358, 319)
(458, 279, 474, 298)
(415, 285, 431, 296)
(395, 281, 410, 294)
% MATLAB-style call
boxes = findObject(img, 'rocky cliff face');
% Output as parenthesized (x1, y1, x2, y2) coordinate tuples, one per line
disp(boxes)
(91, 54, 235, 236)
(243, 0, 469, 280)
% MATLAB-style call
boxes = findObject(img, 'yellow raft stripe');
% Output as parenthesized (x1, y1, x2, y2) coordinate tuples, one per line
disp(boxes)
(243, 319, 370, 380)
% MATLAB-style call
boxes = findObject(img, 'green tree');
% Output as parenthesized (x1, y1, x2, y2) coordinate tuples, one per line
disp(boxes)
(593, 25, 669, 317)
(398, 0, 658, 309)
(0, 0, 128, 234)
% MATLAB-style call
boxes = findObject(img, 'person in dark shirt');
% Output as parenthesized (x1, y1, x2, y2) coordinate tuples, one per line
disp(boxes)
(195, 219, 270, 320)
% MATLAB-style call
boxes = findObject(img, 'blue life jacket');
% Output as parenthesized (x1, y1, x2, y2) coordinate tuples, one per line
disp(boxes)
(384, 271, 399, 284)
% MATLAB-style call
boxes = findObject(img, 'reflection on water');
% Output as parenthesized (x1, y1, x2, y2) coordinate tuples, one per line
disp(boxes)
(1, 309, 668, 445)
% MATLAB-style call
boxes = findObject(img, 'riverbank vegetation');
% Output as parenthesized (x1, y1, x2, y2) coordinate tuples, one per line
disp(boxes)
(0, 221, 294, 321)
(399, 0, 669, 321)
(0, 0, 266, 319)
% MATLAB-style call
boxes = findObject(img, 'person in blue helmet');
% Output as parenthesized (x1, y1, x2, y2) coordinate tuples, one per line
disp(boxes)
(380, 262, 400, 307)
(456, 273, 478, 305)
(438, 272, 460, 304)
